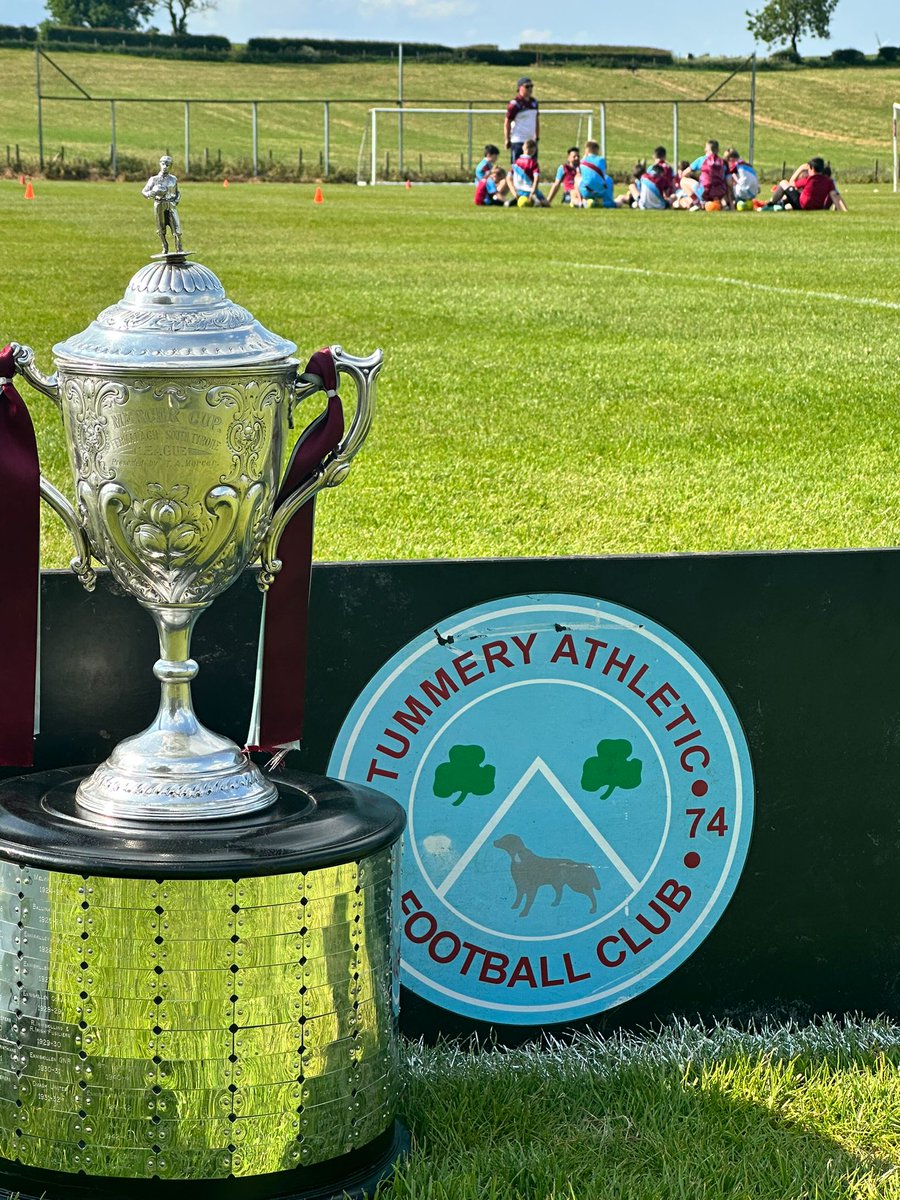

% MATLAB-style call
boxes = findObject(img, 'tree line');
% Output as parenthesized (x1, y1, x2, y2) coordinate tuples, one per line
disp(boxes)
(15, 0, 892, 66)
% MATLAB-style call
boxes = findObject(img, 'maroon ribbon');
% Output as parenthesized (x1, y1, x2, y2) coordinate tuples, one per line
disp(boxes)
(0, 345, 40, 767)
(249, 348, 345, 754)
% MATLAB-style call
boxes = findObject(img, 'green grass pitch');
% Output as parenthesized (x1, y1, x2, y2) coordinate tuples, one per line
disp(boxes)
(395, 1020, 900, 1200)
(2, 177, 897, 568)
(3, 176, 900, 1200)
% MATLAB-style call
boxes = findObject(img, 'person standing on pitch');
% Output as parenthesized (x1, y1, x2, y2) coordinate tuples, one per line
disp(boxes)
(142, 155, 184, 254)
(504, 77, 539, 164)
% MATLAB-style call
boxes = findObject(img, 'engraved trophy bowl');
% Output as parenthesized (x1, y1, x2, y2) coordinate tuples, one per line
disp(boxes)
(11, 250, 381, 822)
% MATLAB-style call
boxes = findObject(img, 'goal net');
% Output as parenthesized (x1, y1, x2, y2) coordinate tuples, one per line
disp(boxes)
(358, 107, 594, 184)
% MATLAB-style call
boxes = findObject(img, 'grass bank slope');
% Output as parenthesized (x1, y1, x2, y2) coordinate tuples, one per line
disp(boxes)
(2, 49, 899, 178)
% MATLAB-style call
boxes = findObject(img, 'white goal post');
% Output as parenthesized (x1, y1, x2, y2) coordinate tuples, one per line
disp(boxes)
(894, 103, 899, 192)
(362, 107, 594, 185)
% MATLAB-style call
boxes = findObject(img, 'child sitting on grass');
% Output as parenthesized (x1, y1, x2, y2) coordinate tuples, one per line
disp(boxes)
(474, 164, 514, 206)
(637, 147, 675, 209)
(511, 139, 550, 206)
(724, 148, 760, 207)
(474, 144, 500, 183)
(576, 140, 615, 207)
(678, 139, 729, 208)
(546, 147, 582, 206)
(615, 161, 646, 207)
(761, 158, 848, 211)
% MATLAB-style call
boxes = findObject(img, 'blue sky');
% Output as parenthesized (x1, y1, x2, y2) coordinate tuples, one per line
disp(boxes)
(7, 0, 898, 58)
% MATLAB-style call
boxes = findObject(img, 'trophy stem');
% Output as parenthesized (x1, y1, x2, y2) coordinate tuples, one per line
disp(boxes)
(74, 603, 278, 822)
(150, 602, 203, 730)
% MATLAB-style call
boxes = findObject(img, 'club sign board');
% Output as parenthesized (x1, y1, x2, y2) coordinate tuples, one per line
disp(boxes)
(329, 595, 754, 1025)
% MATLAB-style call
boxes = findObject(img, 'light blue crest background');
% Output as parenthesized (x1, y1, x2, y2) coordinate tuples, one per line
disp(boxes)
(329, 595, 754, 1024)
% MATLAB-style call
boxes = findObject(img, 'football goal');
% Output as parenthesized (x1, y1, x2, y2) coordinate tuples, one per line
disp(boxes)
(359, 107, 594, 184)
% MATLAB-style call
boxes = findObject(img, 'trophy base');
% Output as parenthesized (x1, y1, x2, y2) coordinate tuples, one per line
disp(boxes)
(0, 767, 407, 1194)
(0, 1120, 410, 1200)
(75, 752, 279, 822)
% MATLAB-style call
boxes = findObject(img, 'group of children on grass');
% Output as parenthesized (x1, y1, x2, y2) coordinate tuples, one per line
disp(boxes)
(474, 138, 848, 212)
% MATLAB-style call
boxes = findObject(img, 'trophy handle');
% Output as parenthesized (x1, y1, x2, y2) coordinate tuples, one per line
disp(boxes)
(8, 343, 61, 409)
(8, 344, 96, 591)
(40, 479, 97, 593)
(259, 345, 382, 587)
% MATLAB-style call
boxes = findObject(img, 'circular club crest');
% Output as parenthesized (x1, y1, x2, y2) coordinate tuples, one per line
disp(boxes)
(329, 595, 753, 1025)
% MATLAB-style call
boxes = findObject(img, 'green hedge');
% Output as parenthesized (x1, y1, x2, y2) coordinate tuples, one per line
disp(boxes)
(0, 24, 37, 42)
(521, 42, 673, 65)
(455, 47, 534, 66)
(830, 47, 865, 63)
(39, 24, 230, 53)
(243, 36, 448, 60)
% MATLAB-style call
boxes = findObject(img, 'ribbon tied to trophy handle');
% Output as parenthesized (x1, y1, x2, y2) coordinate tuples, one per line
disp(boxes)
(247, 344, 383, 757)
(0, 343, 95, 766)
(3, 343, 96, 592)
(258, 344, 383, 590)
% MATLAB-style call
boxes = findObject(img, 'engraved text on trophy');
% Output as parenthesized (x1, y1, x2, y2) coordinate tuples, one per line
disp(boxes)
(61, 373, 287, 606)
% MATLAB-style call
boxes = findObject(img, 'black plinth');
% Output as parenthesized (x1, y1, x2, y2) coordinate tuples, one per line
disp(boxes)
(0, 767, 406, 877)
(0, 767, 408, 1200)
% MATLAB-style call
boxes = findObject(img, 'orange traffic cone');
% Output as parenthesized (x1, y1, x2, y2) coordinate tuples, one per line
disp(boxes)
(223, 178, 229, 188)
(313, 186, 324, 204)
(24, 181, 35, 200)
(405, 179, 412, 189)
(18, 174, 25, 186)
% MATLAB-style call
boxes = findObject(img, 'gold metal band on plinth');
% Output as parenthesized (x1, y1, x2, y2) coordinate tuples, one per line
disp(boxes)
(0, 849, 399, 1180)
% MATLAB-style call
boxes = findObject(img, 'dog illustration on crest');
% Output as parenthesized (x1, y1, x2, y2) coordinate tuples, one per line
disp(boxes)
(493, 834, 600, 918)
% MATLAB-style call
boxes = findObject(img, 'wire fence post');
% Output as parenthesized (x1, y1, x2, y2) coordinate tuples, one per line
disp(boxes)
(371, 109, 377, 185)
(600, 103, 606, 159)
(673, 102, 679, 169)
(251, 101, 259, 176)
(749, 53, 757, 165)
(36, 45, 44, 171)
(184, 100, 190, 175)
(467, 101, 473, 172)
(110, 99, 117, 176)
(323, 100, 330, 178)
(397, 42, 404, 176)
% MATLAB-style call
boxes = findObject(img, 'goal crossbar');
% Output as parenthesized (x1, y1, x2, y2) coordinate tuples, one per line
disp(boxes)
(366, 107, 593, 184)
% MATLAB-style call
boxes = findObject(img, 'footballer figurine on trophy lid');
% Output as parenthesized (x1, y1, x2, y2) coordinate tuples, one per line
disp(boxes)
(0, 158, 407, 1200)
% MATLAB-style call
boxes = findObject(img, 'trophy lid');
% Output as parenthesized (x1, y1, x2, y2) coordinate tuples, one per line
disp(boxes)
(53, 254, 297, 370)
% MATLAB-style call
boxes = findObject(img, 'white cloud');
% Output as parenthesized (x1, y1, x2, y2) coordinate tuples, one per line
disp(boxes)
(363, 0, 476, 19)
(517, 28, 552, 43)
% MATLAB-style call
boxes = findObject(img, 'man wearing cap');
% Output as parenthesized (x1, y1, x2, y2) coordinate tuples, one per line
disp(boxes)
(504, 77, 540, 164)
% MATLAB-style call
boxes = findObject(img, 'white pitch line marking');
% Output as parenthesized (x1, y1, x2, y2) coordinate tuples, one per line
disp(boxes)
(572, 262, 900, 311)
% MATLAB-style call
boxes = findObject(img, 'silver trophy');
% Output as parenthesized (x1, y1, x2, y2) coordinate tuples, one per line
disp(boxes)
(0, 168, 406, 1195)
(11, 184, 380, 822)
